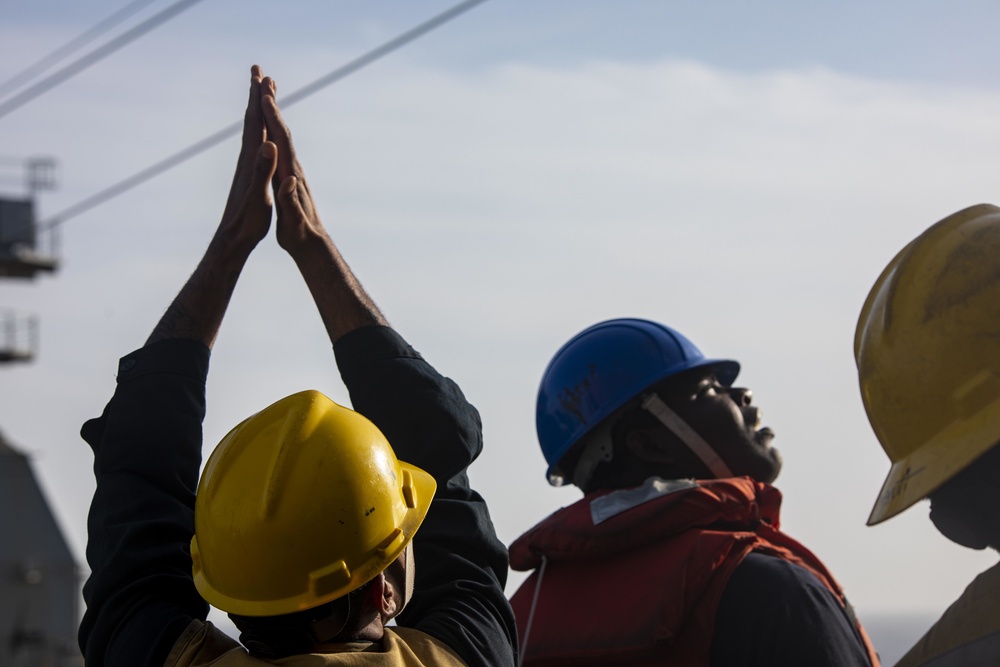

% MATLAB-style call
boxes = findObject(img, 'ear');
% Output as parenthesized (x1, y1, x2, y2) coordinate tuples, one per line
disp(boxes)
(625, 428, 675, 465)
(370, 572, 400, 620)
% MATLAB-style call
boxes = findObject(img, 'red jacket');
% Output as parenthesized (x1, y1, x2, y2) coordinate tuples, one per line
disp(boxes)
(509, 477, 878, 666)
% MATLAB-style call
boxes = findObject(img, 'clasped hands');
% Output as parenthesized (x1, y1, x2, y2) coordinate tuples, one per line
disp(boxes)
(218, 65, 330, 260)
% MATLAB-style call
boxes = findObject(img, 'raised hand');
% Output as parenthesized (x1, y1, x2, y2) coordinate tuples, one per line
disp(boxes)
(259, 75, 387, 342)
(259, 76, 328, 256)
(145, 66, 278, 348)
(217, 64, 278, 251)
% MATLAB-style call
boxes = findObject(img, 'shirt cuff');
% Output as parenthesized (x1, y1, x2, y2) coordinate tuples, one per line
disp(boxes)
(334, 326, 422, 377)
(116, 338, 211, 385)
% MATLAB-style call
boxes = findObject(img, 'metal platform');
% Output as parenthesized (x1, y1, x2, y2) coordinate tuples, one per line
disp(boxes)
(0, 311, 37, 364)
(0, 198, 58, 280)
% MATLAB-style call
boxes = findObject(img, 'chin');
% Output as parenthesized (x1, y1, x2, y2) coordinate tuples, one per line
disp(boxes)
(757, 449, 782, 484)
(929, 508, 990, 550)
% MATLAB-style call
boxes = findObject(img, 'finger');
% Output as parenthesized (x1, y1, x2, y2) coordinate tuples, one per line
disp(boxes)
(260, 78, 298, 185)
(227, 66, 265, 206)
(252, 141, 278, 206)
(240, 65, 264, 159)
(260, 77, 287, 165)
(277, 175, 304, 218)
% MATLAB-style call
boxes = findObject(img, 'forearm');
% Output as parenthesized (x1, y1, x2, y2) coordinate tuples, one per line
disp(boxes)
(259, 77, 387, 343)
(147, 67, 275, 348)
(290, 231, 388, 344)
(146, 231, 257, 348)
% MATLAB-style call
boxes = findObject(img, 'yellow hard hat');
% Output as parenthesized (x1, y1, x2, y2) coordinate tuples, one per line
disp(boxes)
(191, 390, 436, 617)
(856, 203, 1000, 525)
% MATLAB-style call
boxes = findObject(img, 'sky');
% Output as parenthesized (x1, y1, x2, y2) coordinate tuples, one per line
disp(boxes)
(2, 0, 1000, 651)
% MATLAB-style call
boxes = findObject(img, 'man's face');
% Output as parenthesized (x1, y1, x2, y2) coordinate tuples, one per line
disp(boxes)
(928, 458, 1000, 551)
(660, 369, 783, 483)
(929, 485, 989, 550)
(382, 546, 415, 619)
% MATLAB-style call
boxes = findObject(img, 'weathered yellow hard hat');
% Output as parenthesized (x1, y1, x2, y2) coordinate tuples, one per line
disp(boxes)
(856, 203, 1000, 525)
(191, 390, 436, 617)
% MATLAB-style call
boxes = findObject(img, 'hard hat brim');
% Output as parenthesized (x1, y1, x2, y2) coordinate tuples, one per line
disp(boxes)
(867, 392, 1000, 525)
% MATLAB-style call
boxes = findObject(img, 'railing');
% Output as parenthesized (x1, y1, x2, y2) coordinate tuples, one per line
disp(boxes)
(0, 310, 38, 363)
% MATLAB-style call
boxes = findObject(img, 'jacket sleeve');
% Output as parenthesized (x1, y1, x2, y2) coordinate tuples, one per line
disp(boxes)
(334, 326, 518, 667)
(78, 338, 212, 667)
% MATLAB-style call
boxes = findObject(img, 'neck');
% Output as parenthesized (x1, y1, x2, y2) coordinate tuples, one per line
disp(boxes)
(313, 617, 384, 650)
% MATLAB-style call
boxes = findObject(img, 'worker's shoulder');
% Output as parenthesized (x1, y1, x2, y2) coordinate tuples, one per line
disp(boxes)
(384, 627, 468, 665)
(712, 552, 873, 666)
(163, 621, 472, 666)
(164, 619, 246, 666)
(724, 550, 832, 603)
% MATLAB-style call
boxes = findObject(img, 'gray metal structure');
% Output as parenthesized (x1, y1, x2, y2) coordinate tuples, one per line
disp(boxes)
(0, 432, 81, 666)
(0, 310, 38, 363)
(0, 172, 58, 362)
(0, 197, 58, 279)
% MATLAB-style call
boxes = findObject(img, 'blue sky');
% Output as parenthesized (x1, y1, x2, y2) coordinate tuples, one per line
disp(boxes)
(2, 0, 1000, 646)
(9, 0, 1000, 87)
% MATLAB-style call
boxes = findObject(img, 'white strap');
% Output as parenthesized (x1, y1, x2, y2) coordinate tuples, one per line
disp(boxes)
(518, 554, 548, 666)
(589, 476, 698, 525)
(641, 393, 733, 478)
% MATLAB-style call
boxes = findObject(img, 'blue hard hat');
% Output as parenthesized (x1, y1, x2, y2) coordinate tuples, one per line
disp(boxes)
(536, 318, 739, 485)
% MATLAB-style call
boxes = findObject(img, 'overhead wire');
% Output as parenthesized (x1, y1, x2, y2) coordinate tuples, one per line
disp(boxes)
(0, 0, 206, 121)
(41, 0, 491, 231)
(0, 0, 160, 102)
